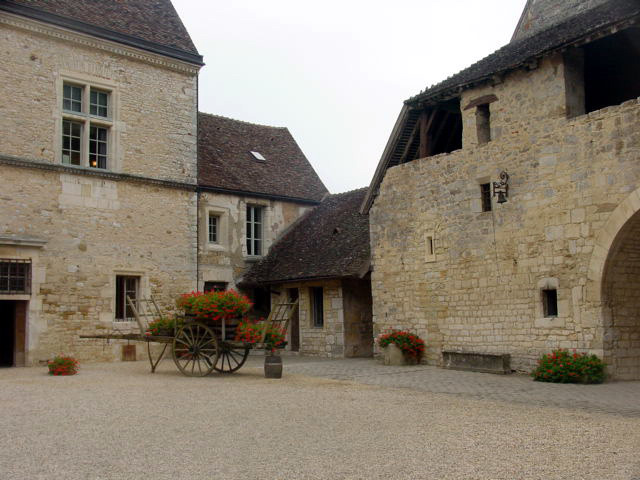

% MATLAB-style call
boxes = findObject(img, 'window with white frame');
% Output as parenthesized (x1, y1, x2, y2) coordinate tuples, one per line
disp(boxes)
(61, 81, 112, 169)
(246, 205, 263, 256)
(208, 213, 219, 244)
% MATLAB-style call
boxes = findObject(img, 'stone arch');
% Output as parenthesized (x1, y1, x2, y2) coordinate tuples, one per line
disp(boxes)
(586, 188, 640, 379)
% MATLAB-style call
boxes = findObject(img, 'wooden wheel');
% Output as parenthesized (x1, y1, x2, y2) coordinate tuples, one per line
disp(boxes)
(214, 342, 250, 374)
(172, 322, 219, 377)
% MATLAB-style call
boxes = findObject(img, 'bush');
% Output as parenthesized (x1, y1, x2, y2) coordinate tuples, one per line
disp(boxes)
(531, 349, 605, 384)
(48, 355, 79, 376)
(176, 290, 252, 321)
(377, 331, 425, 361)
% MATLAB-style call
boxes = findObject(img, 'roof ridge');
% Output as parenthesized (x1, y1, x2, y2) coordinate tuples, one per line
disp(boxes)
(326, 187, 369, 198)
(198, 111, 287, 130)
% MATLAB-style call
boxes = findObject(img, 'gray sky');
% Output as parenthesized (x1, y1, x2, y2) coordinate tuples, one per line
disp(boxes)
(172, 0, 528, 194)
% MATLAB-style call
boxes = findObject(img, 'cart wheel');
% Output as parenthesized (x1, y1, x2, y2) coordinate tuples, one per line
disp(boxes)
(172, 322, 219, 377)
(214, 343, 250, 374)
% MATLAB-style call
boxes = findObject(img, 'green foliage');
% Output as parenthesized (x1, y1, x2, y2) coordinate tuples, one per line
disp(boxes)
(145, 317, 183, 336)
(531, 349, 606, 384)
(377, 331, 426, 361)
(176, 290, 252, 322)
(48, 355, 79, 376)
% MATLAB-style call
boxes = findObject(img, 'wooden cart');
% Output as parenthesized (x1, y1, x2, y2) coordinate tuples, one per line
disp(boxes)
(81, 295, 298, 377)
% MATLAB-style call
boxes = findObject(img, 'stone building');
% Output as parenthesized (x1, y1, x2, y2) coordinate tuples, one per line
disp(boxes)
(197, 113, 327, 311)
(0, 0, 327, 366)
(243, 188, 372, 357)
(363, 0, 640, 379)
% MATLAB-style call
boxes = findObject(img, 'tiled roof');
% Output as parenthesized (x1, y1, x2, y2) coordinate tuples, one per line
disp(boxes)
(241, 188, 370, 285)
(407, 0, 640, 106)
(3, 0, 200, 61)
(198, 113, 328, 203)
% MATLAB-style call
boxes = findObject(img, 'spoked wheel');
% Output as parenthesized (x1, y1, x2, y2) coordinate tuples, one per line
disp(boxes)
(172, 322, 220, 377)
(214, 343, 250, 374)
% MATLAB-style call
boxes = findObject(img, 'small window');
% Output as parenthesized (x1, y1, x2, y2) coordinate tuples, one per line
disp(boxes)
(311, 287, 324, 328)
(90, 89, 109, 118)
(208, 214, 219, 243)
(480, 183, 492, 212)
(0, 259, 31, 294)
(115, 275, 139, 322)
(246, 205, 263, 256)
(204, 281, 227, 292)
(476, 104, 491, 144)
(542, 289, 558, 317)
(63, 84, 83, 113)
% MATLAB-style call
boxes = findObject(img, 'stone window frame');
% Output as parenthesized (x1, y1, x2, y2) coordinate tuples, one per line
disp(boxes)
(113, 271, 147, 324)
(425, 231, 436, 263)
(208, 213, 220, 245)
(55, 72, 120, 171)
(534, 277, 567, 328)
(200, 204, 229, 253)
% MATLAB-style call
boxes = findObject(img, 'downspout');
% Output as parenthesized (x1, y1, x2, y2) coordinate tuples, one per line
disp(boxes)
(195, 73, 200, 291)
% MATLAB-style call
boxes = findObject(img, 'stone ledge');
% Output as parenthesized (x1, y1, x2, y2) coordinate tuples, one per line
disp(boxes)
(442, 350, 512, 374)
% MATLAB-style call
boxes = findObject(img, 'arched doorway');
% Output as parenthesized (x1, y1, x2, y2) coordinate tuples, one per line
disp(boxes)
(600, 210, 640, 380)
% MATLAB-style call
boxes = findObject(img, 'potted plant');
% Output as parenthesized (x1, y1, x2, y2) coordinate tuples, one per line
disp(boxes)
(47, 355, 79, 376)
(145, 316, 183, 337)
(235, 319, 287, 378)
(377, 331, 425, 366)
(176, 290, 252, 322)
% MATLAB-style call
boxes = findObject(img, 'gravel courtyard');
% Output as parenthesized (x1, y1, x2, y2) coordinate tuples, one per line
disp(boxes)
(1, 358, 639, 480)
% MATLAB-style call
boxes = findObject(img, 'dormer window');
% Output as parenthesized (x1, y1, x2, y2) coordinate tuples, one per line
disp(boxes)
(250, 151, 266, 161)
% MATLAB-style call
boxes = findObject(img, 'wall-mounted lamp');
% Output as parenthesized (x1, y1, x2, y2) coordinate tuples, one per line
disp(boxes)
(493, 171, 509, 204)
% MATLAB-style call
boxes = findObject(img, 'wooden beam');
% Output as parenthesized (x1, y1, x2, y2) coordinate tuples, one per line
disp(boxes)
(463, 94, 498, 111)
(398, 116, 421, 164)
(417, 110, 436, 159)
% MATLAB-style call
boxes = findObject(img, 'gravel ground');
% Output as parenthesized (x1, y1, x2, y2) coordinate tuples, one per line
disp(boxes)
(1, 360, 639, 480)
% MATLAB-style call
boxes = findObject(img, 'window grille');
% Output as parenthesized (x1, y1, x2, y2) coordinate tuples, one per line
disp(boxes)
(0, 259, 31, 294)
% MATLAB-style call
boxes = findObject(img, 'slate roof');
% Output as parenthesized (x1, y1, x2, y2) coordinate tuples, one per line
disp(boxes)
(241, 188, 370, 285)
(2, 0, 201, 64)
(407, 0, 640, 106)
(198, 112, 328, 203)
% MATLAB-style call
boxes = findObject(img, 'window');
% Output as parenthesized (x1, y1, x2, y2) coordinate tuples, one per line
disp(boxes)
(0, 260, 31, 294)
(480, 183, 492, 212)
(542, 289, 558, 318)
(425, 233, 436, 262)
(115, 275, 139, 322)
(476, 104, 491, 144)
(61, 81, 112, 169)
(246, 205, 263, 256)
(311, 287, 324, 328)
(204, 281, 227, 293)
(208, 214, 219, 243)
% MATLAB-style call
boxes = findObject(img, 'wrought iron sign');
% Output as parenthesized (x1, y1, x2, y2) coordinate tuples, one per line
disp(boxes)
(493, 171, 510, 204)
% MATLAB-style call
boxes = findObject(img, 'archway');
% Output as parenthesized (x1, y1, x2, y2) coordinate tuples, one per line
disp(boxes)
(589, 188, 640, 380)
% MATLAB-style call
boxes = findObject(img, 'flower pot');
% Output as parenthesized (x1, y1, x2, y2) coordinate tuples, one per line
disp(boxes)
(382, 343, 418, 366)
(264, 354, 283, 379)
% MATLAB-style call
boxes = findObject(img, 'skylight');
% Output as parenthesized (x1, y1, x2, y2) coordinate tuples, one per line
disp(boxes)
(250, 151, 266, 161)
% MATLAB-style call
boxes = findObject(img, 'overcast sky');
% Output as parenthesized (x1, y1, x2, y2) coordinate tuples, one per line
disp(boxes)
(172, 0, 528, 194)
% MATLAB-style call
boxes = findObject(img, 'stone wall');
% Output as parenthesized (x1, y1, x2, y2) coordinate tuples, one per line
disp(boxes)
(272, 280, 345, 357)
(198, 192, 312, 288)
(370, 53, 640, 376)
(0, 15, 199, 364)
(0, 13, 198, 184)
